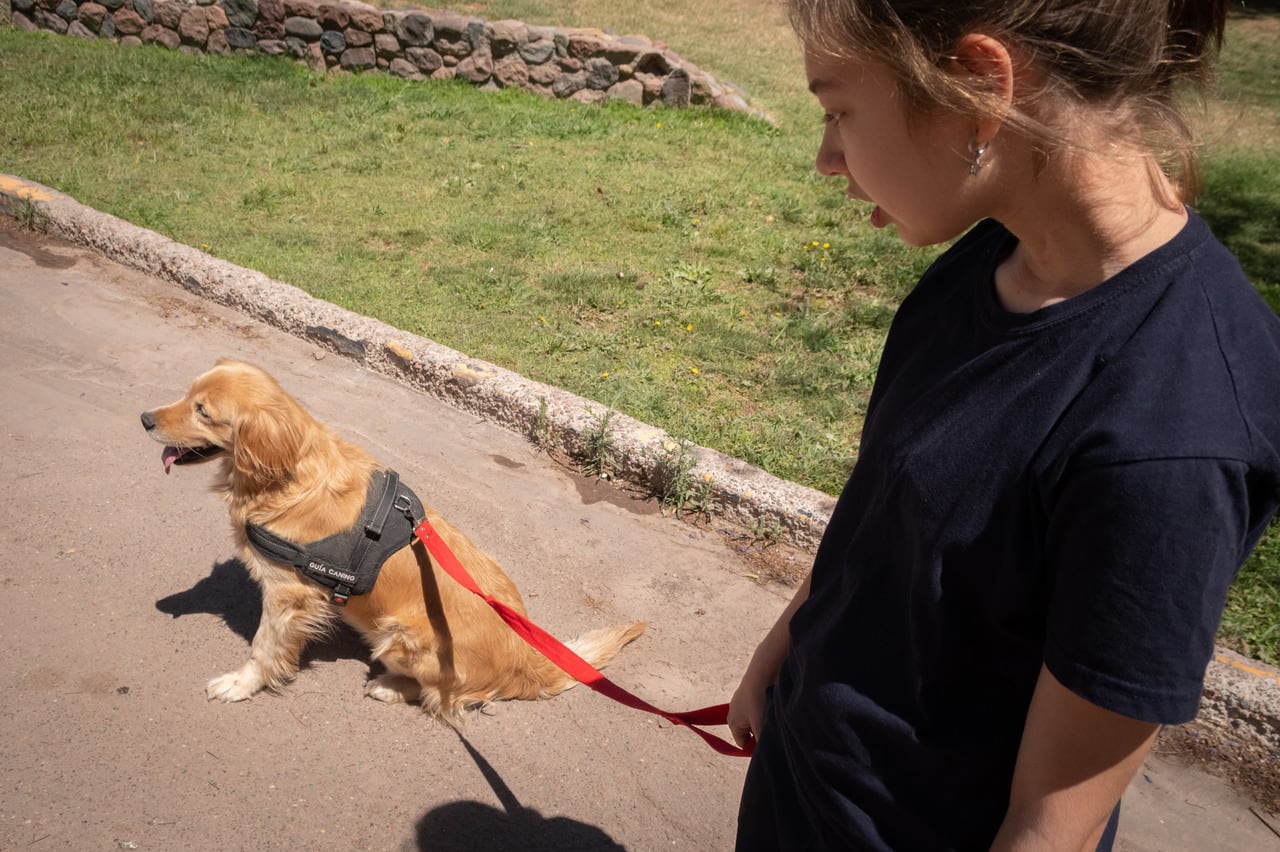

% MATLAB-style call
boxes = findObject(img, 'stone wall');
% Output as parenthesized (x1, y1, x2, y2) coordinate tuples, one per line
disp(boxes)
(8, 0, 770, 119)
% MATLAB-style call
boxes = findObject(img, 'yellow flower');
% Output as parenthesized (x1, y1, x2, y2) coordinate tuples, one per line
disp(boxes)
(686, 324, 693, 331)
(690, 367, 700, 375)
(822, 242, 830, 249)
(656, 121, 663, 128)
(811, 240, 820, 246)
(539, 316, 547, 323)
(654, 320, 662, 326)
(600, 371, 610, 378)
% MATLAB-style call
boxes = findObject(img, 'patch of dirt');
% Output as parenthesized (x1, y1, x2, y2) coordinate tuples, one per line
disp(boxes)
(568, 468, 662, 515)
(1153, 723, 1280, 814)
(710, 521, 808, 587)
(540, 443, 813, 586)
(564, 469, 812, 588)
(151, 294, 262, 340)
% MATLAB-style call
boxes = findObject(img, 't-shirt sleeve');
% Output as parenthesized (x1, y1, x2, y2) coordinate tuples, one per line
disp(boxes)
(1041, 457, 1252, 724)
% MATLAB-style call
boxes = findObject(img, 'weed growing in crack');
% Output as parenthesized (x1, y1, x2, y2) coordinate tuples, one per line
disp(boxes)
(15, 197, 48, 232)
(749, 518, 785, 547)
(649, 439, 697, 514)
(581, 407, 618, 480)
(531, 395, 555, 452)
(650, 439, 721, 520)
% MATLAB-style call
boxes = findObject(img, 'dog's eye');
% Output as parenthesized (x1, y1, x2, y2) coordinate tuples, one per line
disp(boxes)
(195, 403, 210, 419)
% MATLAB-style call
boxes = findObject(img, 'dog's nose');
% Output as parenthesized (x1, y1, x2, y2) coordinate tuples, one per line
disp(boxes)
(141, 411, 156, 431)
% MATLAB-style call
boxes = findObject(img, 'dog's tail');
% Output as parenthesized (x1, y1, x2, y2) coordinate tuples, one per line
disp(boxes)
(537, 620, 647, 697)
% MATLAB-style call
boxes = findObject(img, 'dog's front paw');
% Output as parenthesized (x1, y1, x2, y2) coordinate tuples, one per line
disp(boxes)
(365, 673, 422, 704)
(206, 667, 265, 702)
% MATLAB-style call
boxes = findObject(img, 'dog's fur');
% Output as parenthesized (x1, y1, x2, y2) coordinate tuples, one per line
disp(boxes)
(142, 359, 645, 717)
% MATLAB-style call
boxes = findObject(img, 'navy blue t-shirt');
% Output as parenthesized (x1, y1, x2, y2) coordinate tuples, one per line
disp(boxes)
(738, 212, 1280, 850)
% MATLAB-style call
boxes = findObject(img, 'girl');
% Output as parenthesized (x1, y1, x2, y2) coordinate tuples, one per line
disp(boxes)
(728, 2, 1280, 850)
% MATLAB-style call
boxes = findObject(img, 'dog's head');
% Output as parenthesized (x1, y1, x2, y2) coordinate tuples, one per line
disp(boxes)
(141, 360, 308, 485)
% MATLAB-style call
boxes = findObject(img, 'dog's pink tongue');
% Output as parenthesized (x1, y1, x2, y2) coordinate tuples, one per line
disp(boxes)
(162, 446, 181, 474)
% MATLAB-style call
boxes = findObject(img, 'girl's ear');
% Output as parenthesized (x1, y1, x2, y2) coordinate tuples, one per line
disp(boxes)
(950, 33, 1017, 139)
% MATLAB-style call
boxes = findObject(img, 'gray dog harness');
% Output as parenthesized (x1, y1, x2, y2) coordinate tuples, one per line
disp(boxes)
(244, 469, 425, 606)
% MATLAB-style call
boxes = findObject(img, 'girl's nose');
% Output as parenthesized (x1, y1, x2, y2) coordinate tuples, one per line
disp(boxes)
(815, 122, 847, 178)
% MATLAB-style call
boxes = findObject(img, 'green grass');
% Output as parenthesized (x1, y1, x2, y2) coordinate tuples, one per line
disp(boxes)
(1, 8, 1278, 662)
(1223, 529, 1280, 666)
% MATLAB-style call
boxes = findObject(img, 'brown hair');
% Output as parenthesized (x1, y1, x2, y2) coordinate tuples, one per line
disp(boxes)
(789, 0, 1227, 200)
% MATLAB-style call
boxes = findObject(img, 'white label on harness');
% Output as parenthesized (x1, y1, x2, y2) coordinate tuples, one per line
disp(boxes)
(309, 561, 357, 585)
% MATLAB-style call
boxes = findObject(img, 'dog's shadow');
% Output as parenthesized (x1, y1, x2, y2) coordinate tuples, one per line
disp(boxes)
(155, 558, 370, 666)
(414, 731, 625, 851)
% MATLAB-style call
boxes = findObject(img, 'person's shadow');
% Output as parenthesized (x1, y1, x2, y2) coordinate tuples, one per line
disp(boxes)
(154, 558, 369, 665)
(414, 731, 625, 851)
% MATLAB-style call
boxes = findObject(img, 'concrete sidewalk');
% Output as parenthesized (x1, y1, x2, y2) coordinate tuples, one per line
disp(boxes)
(1, 179, 1277, 849)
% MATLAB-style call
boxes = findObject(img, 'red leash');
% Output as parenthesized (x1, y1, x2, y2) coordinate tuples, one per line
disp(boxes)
(413, 518, 753, 757)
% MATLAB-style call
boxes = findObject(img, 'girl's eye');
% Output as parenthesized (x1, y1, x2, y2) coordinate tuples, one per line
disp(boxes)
(823, 112, 843, 125)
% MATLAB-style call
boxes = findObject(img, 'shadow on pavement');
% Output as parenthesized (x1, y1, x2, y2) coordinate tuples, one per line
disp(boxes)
(414, 731, 625, 851)
(156, 558, 261, 641)
(154, 558, 370, 665)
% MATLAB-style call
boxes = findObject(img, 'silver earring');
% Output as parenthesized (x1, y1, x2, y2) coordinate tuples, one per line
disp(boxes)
(967, 132, 990, 176)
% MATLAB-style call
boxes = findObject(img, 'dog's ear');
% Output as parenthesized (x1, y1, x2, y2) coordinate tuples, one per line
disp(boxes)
(232, 400, 305, 484)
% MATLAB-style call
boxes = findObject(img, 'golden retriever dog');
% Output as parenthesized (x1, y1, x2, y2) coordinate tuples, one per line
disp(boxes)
(141, 359, 645, 718)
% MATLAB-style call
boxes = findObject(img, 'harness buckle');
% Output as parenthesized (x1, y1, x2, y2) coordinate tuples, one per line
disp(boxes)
(393, 493, 416, 520)
(330, 584, 352, 607)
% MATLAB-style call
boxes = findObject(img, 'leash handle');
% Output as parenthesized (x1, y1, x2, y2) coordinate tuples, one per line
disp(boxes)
(413, 519, 753, 758)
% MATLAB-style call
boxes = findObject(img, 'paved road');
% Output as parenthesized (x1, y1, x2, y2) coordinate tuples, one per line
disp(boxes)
(1, 219, 1275, 850)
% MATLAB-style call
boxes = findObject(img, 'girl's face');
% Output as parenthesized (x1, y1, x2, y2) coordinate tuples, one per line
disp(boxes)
(805, 55, 982, 247)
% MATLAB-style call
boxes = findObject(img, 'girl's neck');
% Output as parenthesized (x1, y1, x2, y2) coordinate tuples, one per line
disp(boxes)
(991, 144, 1189, 314)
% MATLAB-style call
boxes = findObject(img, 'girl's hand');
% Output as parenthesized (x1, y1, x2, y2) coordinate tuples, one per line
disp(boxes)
(728, 670, 769, 748)
(728, 571, 813, 749)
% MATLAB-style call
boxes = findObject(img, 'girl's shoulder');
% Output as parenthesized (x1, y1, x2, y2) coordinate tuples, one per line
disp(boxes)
(1047, 211, 1280, 474)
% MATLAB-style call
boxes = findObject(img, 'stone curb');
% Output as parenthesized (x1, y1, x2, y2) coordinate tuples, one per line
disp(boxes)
(2, 174, 1277, 754)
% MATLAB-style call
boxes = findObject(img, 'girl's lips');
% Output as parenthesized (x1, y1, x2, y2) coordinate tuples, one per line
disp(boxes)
(844, 185, 885, 229)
